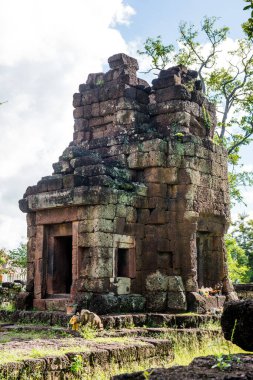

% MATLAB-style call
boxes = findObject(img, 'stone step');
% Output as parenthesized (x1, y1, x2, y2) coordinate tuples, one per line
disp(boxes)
(0, 310, 221, 329)
(44, 298, 70, 312)
(46, 294, 71, 299)
(33, 298, 71, 312)
(0, 336, 173, 379)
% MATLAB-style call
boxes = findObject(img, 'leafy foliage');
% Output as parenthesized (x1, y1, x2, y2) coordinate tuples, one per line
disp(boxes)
(225, 235, 250, 283)
(242, 0, 253, 39)
(0, 249, 9, 276)
(176, 16, 229, 94)
(137, 36, 175, 73)
(230, 214, 253, 281)
(0, 243, 27, 278)
(8, 242, 27, 269)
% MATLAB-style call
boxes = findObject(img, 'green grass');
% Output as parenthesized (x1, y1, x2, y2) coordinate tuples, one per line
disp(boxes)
(0, 328, 72, 343)
(157, 330, 248, 367)
(198, 319, 221, 330)
(0, 345, 90, 365)
(76, 360, 164, 380)
(76, 331, 249, 380)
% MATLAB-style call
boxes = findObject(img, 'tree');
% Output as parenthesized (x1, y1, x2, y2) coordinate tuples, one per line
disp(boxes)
(8, 243, 27, 270)
(176, 16, 229, 94)
(242, 0, 253, 39)
(138, 17, 253, 204)
(225, 235, 250, 283)
(137, 36, 175, 73)
(230, 214, 253, 281)
(0, 248, 8, 277)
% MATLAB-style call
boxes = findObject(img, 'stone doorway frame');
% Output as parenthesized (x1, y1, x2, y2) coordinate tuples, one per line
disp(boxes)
(33, 221, 79, 301)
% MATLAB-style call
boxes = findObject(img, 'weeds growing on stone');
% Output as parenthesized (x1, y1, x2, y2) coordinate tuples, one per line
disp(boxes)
(79, 324, 97, 340)
(211, 319, 241, 371)
(70, 354, 84, 375)
(163, 329, 245, 367)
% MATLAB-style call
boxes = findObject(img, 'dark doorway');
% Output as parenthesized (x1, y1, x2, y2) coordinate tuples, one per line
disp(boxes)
(197, 232, 212, 288)
(117, 249, 129, 277)
(116, 248, 136, 278)
(53, 236, 72, 294)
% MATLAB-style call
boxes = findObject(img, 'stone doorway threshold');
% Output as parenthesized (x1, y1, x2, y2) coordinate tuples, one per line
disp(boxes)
(33, 294, 71, 312)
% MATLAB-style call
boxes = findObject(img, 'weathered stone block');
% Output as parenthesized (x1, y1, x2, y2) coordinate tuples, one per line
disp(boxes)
(62, 174, 87, 189)
(118, 294, 146, 312)
(146, 271, 169, 292)
(82, 88, 99, 104)
(79, 232, 113, 247)
(128, 151, 166, 169)
(27, 189, 74, 211)
(79, 278, 110, 293)
(167, 276, 185, 292)
(152, 74, 181, 89)
(144, 167, 177, 184)
(80, 255, 113, 277)
(99, 100, 116, 116)
(110, 277, 131, 295)
(79, 218, 114, 233)
(108, 53, 139, 70)
(73, 92, 82, 107)
(89, 293, 118, 314)
(79, 204, 116, 220)
(124, 223, 144, 238)
(146, 292, 167, 311)
(147, 183, 167, 198)
(73, 106, 83, 119)
(53, 160, 72, 175)
(137, 209, 150, 224)
(113, 217, 126, 234)
(115, 110, 147, 125)
(155, 111, 191, 128)
(113, 234, 135, 248)
(156, 85, 191, 102)
(75, 292, 91, 309)
(167, 291, 187, 311)
(148, 209, 169, 224)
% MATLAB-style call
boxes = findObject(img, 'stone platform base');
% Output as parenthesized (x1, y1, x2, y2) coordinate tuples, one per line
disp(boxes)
(0, 336, 173, 380)
(0, 310, 220, 329)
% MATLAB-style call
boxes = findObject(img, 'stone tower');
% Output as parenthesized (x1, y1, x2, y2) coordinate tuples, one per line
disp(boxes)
(19, 53, 232, 313)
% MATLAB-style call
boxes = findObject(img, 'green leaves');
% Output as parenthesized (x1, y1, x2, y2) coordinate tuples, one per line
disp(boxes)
(8, 243, 27, 269)
(242, 0, 253, 39)
(225, 235, 251, 283)
(137, 36, 175, 74)
(229, 214, 253, 281)
(243, 0, 253, 12)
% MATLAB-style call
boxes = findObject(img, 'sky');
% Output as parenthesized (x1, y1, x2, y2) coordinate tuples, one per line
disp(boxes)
(0, 0, 251, 249)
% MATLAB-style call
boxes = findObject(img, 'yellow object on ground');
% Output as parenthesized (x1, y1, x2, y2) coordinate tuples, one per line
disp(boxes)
(69, 315, 80, 331)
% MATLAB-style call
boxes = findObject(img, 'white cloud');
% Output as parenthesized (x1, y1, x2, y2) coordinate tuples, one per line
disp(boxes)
(0, 0, 135, 249)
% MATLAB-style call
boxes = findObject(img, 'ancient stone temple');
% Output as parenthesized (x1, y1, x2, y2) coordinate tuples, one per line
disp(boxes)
(19, 53, 233, 313)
